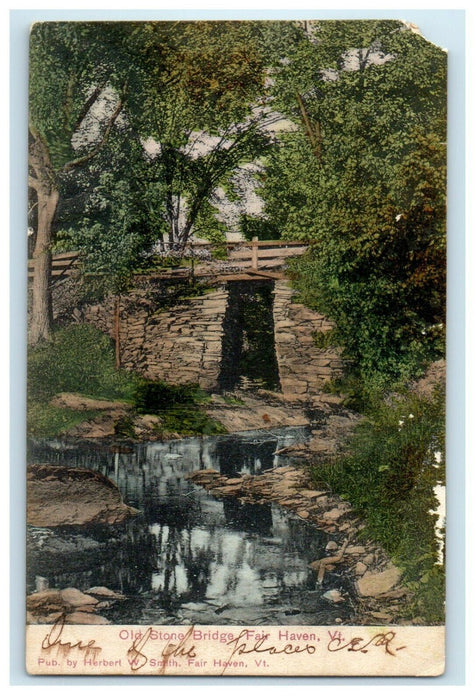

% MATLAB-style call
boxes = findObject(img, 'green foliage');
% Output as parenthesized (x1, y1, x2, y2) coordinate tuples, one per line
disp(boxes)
(312, 328, 337, 350)
(133, 379, 225, 436)
(192, 201, 227, 245)
(162, 409, 227, 437)
(210, 247, 228, 261)
(54, 131, 165, 294)
(133, 380, 204, 413)
(114, 415, 137, 439)
(321, 371, 394, 413)
(289, 240, 445, 384)
(27, 403, 99, 439)
(28, 324, 136, 402)
(123, 21, 270, 247)
(258, 20, 446, 384)
(29, 22, 129, 171)
(29, 20, 271, 312)
(239, 214, 280, 241)
(311, 388, 445, 622)
(131, 21, 267, 136)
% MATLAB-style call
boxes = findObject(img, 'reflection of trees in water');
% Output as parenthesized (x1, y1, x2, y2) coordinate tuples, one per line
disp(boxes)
(27, 430, 309, 506)
(284, 517, 328, 562)
(150, 515, 314, 609)
(31, 518, 159, 596)
(118, 519, 159, 593)
(151, 525, 215, 608)
(27, 441, 116, 472)
(27, 432, 330, 621)
(141, 479, 202, 527)
(187, 547, 214, 600)
(216, 437, 277, 476)
(223, 499, 273, 535)
(161, 528, 185, 603)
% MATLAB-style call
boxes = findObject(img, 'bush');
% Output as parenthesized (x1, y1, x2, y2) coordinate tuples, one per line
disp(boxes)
(240, 213, 279, 241)
(28, 324, 136, 402)
(310, 387, 445, 623)
(133, 379, 224, 436)
(133, 380, 205, 413)
(288, 253, 445, 388)
(162, 407, 227, 436)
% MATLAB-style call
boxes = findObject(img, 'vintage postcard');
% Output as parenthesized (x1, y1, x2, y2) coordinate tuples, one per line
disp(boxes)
(26, 18, 446, 676)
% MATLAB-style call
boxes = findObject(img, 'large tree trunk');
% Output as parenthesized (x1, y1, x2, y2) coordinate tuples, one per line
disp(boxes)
(29, 187, 59, 344)
(28, 87, 126, 345)
(28, 126, 60, 345)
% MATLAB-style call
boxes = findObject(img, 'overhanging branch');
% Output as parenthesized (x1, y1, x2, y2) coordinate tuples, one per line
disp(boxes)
(60, 81, 127, 173)
(73, 81, 108, 134)
(28, 175, 40, 190)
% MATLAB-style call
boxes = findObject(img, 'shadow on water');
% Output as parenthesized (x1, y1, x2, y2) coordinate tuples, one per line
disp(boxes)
(27, 428, 356, 625)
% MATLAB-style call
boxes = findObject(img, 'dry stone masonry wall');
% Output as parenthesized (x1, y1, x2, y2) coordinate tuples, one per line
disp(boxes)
(82, 288, 229, 391)
(140, 289, 229, 390)
(81, 281, 343, 397)
(272, 281, 344, 398)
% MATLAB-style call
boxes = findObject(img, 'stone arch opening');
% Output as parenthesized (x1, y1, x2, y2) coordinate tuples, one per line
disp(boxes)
(218, 280, 281, 392)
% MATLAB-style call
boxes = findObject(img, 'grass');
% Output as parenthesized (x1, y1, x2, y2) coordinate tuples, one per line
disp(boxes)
(27, 324, 226, 439)
(309, 387, 445, 623)
(28, 324, 136, 403)
(27, 403, 100, 439)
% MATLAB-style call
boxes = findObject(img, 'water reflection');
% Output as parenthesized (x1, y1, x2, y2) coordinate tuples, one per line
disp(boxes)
(27, 518, 159, 596)
(27, 428, 353, 625)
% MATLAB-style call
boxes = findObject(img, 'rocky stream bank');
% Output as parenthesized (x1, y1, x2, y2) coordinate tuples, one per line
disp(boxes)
(26, 403, 411, 627)
(26, 365, 446, 627)
(186, 464, 409, 626)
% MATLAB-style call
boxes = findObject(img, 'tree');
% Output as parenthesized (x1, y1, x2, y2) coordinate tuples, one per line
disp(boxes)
(56, 128, 164, 291)
(28, 22, 142, 344)
(28, 21, 270, 343)
(127, 21, 270, 249)
(54, 129, 168, 369)
(258, 20, 447, 382)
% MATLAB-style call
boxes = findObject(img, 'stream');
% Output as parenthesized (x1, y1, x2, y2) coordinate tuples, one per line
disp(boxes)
(27, 427, 356, 626)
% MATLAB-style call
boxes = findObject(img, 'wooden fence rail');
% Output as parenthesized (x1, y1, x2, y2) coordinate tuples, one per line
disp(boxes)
(27, 252, 80, 280)
(28, 240, 309, 282)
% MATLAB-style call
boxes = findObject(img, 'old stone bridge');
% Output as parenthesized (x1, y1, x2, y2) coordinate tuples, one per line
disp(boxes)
(80, 278, 343, 401)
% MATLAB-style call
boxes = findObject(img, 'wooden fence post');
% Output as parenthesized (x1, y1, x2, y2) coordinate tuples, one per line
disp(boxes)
(114, 295, 121, 369)
(190, 243, 195, 285)
(251, 236, 259, 270)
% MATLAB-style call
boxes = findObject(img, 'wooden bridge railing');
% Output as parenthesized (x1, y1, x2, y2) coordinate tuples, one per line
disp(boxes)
(27, 251, 80, 281)
(28, 239, 309, 283)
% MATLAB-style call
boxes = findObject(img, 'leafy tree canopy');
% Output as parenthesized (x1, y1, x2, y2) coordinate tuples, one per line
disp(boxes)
(28, 21, 271, 339)
(256, 20, 446, 382)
